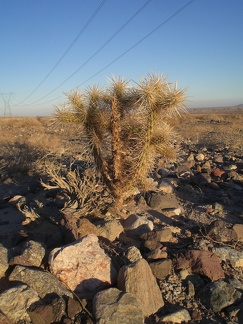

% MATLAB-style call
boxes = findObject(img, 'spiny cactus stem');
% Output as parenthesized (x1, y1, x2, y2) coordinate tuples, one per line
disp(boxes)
(111, 95, 122, 182)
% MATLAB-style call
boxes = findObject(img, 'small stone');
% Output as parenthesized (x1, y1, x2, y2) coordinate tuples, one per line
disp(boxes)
(178, 269, 190, 280)
(233, 224, 243, 241)
(146, 193, 179, 210)
(187, 280, 195, 297)
(162, 207, 181, 217)
(201, 161, 211, 171)
(76, 218, 99, 238)
(158, 309, 191, 323)
(195, 153, 205, 161)
(213, 156, 224, 163)
(149, 259, 172, 280)
(66, 298, 84, 320)
(96, 219, 124, 241)
(211, 168, 225, 177)
(27, 303, 53, 324)
(191, 173, 211, 185)
(126, 246, 142, 263)
(146, 248, 168, 261)
(157, 168, 171, 178)
(158, 178, 174, 194)
(93, 288, 144, 324)
(207, 220, 237, 243)
(123, 214, 153, 236)
(21, 240, 46, 267)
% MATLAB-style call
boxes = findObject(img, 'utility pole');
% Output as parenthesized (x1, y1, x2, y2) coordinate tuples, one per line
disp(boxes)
(0, 92, 14, 117)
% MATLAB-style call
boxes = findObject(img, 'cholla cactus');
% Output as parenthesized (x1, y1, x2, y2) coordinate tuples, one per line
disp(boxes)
(54, 74, 186, 205)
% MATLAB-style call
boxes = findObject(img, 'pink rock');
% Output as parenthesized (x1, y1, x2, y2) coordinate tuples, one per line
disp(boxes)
(211, 168, 225, 177)
(175, 250, 224, 281)
(49, 234, 117, 299)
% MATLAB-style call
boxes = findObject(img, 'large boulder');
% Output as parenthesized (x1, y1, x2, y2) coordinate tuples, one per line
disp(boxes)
(49, 234, 117, 299)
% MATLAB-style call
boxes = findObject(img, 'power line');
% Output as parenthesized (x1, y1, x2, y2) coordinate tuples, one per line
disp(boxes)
(16, 0, 108, 105)
(19, 0, 195, 107)
(29, 0, 153, 105)
(77, 0, 195, 88)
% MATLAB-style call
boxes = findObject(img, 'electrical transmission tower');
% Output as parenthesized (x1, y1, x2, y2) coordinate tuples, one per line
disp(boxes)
(0, 92, 14, 117)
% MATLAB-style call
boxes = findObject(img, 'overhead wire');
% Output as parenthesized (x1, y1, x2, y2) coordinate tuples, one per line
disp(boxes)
(18, 0, 195, 107)
(77, 0, 195, 88)
(16, 0, 108, 105)
(29, 0, 153, 105)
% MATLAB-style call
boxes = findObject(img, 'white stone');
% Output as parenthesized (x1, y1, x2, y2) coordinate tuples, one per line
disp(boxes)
(49, 234, 117, 299)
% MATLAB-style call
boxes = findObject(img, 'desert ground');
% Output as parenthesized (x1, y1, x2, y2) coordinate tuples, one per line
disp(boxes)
(0, 107, 243, 323)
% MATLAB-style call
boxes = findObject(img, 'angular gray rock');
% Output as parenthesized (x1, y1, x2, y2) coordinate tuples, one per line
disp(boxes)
(117, 258, 164, 317)
(147, 193, 179, 210)
(96, 219, 124, 241)
(0, 284, 40, 323)
(207, 220, 237, 243)
(198, 281, 242, 312)
(93, 288, 144, 324)
(0, 244, 8, 279)
(21, 240, 46, 267)
(9, 265, 73, 298)
(123, 214, 153, 236)
(213, 246, 243, 268)
(149, 259, 172, 280)
(49, 234, 117, 299)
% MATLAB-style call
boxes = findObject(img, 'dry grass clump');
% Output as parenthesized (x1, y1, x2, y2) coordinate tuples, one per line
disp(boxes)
(53, 74, 186, 205)
(41, 160, 112, 216)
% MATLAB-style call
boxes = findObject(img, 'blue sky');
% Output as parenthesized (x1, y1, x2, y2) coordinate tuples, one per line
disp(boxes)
(1, 0, 242, 116)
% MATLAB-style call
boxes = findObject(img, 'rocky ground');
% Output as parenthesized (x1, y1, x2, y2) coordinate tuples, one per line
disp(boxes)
(0, 114, 243, 323)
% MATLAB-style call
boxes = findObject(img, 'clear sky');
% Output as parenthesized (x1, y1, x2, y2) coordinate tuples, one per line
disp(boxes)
(1, 0, 243, 116)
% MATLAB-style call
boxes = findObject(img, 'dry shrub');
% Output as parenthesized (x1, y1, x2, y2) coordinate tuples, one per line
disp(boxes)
(41, 160, 113, 215)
